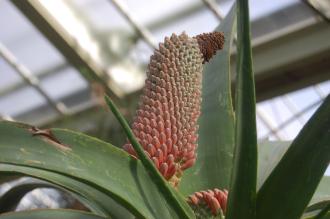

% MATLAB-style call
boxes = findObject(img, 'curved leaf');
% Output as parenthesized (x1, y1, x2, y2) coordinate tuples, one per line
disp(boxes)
(0, 175, 21, 184)
(0, 180, 53, 213)
(179, 2, 236, 196)
(0, 209, 106, 219)
(0, 163, 132, 219)
(0, 121, 189, 219)
(257, 95, 330, 219)
(226, 1, 257, 219)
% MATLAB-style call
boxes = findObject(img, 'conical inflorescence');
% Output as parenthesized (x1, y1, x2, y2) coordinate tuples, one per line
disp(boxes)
(123, 31, 224, 186)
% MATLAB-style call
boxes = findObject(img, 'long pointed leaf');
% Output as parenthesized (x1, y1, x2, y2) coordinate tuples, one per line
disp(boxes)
(0, 121, 188, 219)
(104, 96, 194, 219)
(257, 94, 330, 219)
(0, 209, 105, 219)
(258, 141, 330, 219)
(226, 1, 257, 219)
(0, 163, 133, 219)
(257, 141, 330, 209)
(257, 141, 291, 189)
(0, 181, 53, 213)
(180, 2, 236, 196)
(310, 176, 330, 207)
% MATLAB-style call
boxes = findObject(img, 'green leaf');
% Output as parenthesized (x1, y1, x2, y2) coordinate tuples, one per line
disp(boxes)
(258, 141, 330, 218)
(0, 163, 133, 219)
(257, 141, 291, 189)
(257, 94, 330, 219)
(0, 175, 21, 184)
(104, 96, 194, 219)
(0, 180, 53, 213)
(312, 203, 330, 219)
(306, 201, 330, 214)
(310, 176, 330, 207)
(257, 141, 330, 209)
(302, 210, 330, 219)
(303, 199, 330, 219)
(0, 121, 190, 219)
(302, 202, 330, 219)
(179, 2, 236, 196)
(0, 209, 106, 219)
(226, 1, 257, 219)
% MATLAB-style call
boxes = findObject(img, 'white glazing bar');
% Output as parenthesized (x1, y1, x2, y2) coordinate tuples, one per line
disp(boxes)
(313, 84, 327, 99)
(261, 98, 324, 139)
(282, 95, 306, 125)
(201, 0, 224, 20)
(0, 43, 67, 115)
(201, 0, 237, 45)
(257, 108, 282, 140)
(109, 0, 157, 49)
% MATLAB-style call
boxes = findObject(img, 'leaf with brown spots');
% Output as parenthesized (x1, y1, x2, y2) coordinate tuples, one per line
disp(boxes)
(28, 126, 71, 151)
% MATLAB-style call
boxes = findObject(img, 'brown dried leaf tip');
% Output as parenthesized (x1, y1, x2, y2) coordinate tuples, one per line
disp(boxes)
(188, 188, 228, 217)
(123, 32, 224, 186)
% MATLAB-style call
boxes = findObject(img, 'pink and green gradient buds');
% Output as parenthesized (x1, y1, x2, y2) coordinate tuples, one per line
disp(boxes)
(123, 32, 224, 186)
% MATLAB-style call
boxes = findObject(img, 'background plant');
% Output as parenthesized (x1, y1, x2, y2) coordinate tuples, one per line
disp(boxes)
(0, 1, 329, 219)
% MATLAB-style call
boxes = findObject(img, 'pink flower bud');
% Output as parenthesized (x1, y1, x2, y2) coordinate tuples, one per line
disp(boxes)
(188, 188, 228, 217)
(123, 32, 224, 185)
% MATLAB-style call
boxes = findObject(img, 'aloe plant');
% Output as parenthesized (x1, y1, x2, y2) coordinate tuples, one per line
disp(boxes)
(0, 1, 329, 219)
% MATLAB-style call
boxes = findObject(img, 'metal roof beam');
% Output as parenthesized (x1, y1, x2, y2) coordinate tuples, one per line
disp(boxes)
(0, 43, 67, 115)
(231, 19, 330, 101)
(0, 62, 68, 97)
(11, 0, 121, 102)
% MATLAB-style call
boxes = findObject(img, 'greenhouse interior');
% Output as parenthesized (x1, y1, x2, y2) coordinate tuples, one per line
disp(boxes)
(0, 0, 329, 218)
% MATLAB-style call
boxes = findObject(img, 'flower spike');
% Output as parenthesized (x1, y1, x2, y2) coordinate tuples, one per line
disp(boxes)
(123, 32, 224, 185)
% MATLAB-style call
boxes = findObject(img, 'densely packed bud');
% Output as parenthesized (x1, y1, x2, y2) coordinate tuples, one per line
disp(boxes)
(195, 32, 225, 63)
(123, 32, 224, 185)
(188, 188, 228, 218)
